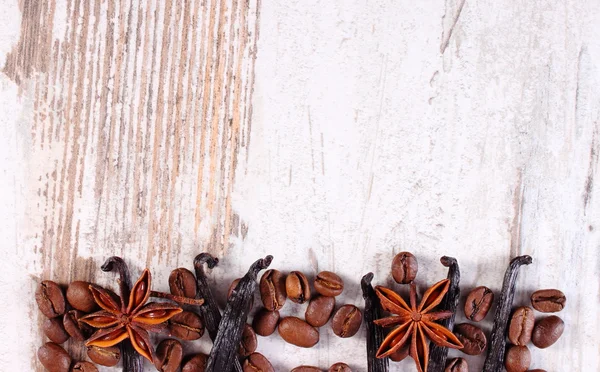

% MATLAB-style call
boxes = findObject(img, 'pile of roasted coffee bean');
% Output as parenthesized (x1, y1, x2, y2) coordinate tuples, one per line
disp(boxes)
(504, 289, 566, 372)
(35, 280, 106, 372)
(443, 285, 495, 370)
(247, 269, 358, 371)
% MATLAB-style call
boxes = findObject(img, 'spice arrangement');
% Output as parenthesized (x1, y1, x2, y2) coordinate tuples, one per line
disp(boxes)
(33, 251, 565, 372)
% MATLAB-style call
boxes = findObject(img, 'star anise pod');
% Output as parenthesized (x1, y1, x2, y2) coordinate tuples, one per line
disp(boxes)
(80, 269, 182, 363)
(374, 279, 463, 372)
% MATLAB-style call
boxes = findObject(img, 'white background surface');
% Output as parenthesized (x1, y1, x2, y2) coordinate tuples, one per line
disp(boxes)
(0, 0, 599, 370)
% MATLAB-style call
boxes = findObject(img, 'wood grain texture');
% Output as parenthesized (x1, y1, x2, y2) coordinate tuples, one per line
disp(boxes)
(0, 0, 599, 371)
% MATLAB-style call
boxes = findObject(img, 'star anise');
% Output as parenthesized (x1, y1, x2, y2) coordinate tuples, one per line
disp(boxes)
(80, 269, 182, 363)
(374, 279, 463, 372)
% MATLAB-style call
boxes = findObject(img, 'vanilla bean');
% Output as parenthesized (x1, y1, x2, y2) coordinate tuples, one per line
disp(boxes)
(101, 257, 142, 372)
(361, 273, 388, 372)
(482, 255, 532, 372)
(193, 253, 243, 372)
(428, 256, 460, 372)
(205, 255, 273, 372)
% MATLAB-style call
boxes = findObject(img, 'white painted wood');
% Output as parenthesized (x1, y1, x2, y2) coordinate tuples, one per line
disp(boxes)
(0, 0, 599, 370)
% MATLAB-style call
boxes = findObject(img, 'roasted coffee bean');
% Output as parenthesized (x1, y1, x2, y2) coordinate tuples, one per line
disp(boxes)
(36, 281, 66, 318)
(63, 310, 89, 341)
(259, 269, 287, 311)
(291, 366, 322, 372)
(155, 339, 183, 372)
(305, 295, 335, 327)
(42, 317, 69, 344)
(531, 289, 566, 313)
(243, 352, 274, 372)
(86, 345, 121, 367)
(66, 281, 98, 313)
(504, 345, 531, 372)
(389, 343, 409, 362)
(71, 361, 99, 372)
(228, 278, 241, 298)
(169, 268, 198, 298)
(331, 304, 362, 338)
(328, 362, 352, 372)
(286, 271, 311, 304)
(454, 323, 487, 355)
(445, 358, 468, 372)
(64, 311, 87, 341)
(531, 315, 564, 349)
(38, 342, 71, 372)
(464, 286, 494, 322)
(169, 310, 205, 340)
(526, 370, 547, 372)
(252, 308, 280, 336)
(508, 307, 535, 346)
(278, 317, 319, 347)
(182, 353, 208, 372)
(314, 271, 344, 297)
(239, 324, 258, 357)
(391, 251, 418, 284)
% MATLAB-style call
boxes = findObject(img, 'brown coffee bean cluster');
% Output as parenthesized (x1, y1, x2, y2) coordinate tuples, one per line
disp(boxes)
(35, 280, 102, 372)
(254, 268, 355, 369)
(504, 289, 566, 372)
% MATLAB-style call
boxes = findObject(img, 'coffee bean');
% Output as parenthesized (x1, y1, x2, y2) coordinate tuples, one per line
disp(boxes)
(454, 323, 487, 355)
(86, 345, 121, 367)
(445, 358, 468, 372)
(182, 353, 208, 372)
(278, 317, 319, 348)
(239, 324, 258, 357)
(391, 252, 418, 284)
(286, 271, 311, 304)
(63, 310, 89, 341)
(169, 268, 197, 298)
(168, 310, 205, 340)
(508, 307, 535, 346)
(38, 342, 71, 372)
(314, 271, 344, 297)
(291, 366, 322, 372)
(228, 278, 241, 298)
(531, 315, 564, 349)
(36, 281, 66, 318)
(42, 317, 69, 344)
(331, 304, 362, 338)
(252, 308, 280, 336)
(531, 289, 566, 313)
(464, 286, 494, 322)
(388, 343, 409, 362)
(243, 352, 274, 372)
(328, 362, 352, 372)
(305, 295, 335, 327)
(155, 339, 183, 372)
(527, 370, 547, 372)
(66, 281, 98, 313)
(504, 345, 531, 372)
(259, 269, 287, 311)
(67, 311, 91, 341)
(71, 361, 99, 372)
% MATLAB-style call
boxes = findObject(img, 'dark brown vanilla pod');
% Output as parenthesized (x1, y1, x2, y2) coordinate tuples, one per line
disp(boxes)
(101, 257, 142, 372)
(205, 255, 273, 372)
(193, 253, 243, 372)
(361, 273, 388, 372)
(482, 255, 532, 372)
(428, 256, 460, 372)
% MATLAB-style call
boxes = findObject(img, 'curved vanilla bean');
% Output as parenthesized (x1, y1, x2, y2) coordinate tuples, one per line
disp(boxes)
(482, 255, 533, 372)
(101, 256, 142, 372)
(193, 253, 243, 372)
(361, 273, 388, 372)
(428, 256, 460, 372)
(205, 256, 273, 372)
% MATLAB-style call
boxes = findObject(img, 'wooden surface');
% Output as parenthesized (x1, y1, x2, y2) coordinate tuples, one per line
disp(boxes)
(0, 0, 599, 370)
